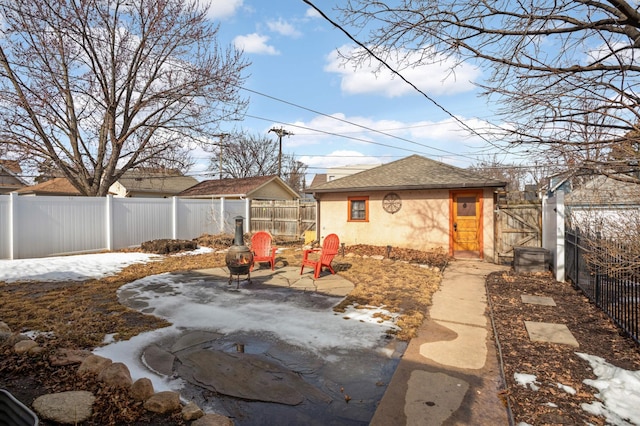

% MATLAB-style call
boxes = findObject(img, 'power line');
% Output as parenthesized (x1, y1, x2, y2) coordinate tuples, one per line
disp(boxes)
(300, 0, 514, 157)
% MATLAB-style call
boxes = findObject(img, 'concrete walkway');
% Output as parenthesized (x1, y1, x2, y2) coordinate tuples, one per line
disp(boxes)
(371, 259, 511, 425)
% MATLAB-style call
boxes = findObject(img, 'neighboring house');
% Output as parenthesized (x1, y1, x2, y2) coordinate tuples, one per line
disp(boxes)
(108, 169, 199, 198)
(15, 169, 198, 197)
(14, 177, 82, 196)
(308, 163, 381, 189)
(178, 175, 300, 200)
(0, 160, 28, 194)
(565, 174, 640, 236)
(305, 155, 507, 262)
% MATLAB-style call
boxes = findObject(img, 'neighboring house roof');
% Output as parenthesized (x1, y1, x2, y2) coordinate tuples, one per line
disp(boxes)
(565, 175, 640, 206)
(110, 169, 199, 196)
(0, 160, 28, 193)
(15, 177, 81, 196)
(0, 160, 22, 175)
(308, 174, 327, 189)
(178, 175, 300, 199)
(306, 155, 507, 193)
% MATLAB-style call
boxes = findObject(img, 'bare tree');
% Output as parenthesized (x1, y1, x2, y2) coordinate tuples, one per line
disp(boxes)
(334, 0, 640, 182)
(469, 155, 529, 193)
(212, 132, 308, 193)
(0, 0, 249, 195)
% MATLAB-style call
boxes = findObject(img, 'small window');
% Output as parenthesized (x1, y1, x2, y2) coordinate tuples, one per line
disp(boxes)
(457, 196, 477, 216)
(348, 196, 369, 222)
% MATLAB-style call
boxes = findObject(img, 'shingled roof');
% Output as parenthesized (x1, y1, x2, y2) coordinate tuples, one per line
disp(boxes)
(116, 169, 198, 194)
(15, 177, 81, 196)
(306, 155, 506, 193)
(178, 175, 299, 199)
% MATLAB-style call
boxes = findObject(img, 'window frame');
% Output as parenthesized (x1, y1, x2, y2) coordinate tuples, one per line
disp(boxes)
(348, 196, 369, 222)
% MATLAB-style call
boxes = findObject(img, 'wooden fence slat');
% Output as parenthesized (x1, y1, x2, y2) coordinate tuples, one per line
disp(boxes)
(495, 200, 542, 264)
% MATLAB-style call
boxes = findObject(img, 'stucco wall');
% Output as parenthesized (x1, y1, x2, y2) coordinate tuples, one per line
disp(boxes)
(316, 188, 497, 262)
(482, 187, 496, 262)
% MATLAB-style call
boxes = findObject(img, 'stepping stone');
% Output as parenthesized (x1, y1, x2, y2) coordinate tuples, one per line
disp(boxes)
(524, 321, 579, 347)
(521, 295, 556, 306)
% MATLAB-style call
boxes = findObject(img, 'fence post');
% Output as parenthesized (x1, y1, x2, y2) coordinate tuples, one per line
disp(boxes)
(575, 228, 581, 288)
(220, 197, 225, 234)
(172, 196, 178, 239)
(245, 198, 251, 234)
(105, 195, 113, 251)
(9, 192, 17, 260)
(595, 262, 601, 307)
(554, 191, 565, 282)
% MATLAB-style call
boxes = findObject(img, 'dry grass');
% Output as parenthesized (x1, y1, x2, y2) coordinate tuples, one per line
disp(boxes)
(0, 242, 446, 349)
(0, 251, 226, 348)
(278, 247, 445, 341)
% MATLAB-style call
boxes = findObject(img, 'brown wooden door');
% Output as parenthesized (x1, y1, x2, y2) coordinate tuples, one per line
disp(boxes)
(451, 191, 482, 253)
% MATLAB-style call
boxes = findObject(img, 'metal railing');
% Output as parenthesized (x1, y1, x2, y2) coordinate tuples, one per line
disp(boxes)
(565, 228, 639, 343)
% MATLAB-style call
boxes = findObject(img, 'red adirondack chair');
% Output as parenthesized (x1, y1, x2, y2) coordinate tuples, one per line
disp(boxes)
(250, 231, 277, 271)
(300, 233, 340, 279)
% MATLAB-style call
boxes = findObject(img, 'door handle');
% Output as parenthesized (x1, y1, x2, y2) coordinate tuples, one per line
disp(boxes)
(453, 222, 457, 232)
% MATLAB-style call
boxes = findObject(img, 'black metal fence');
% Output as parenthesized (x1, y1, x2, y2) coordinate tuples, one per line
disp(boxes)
(565, 228, 639, 343)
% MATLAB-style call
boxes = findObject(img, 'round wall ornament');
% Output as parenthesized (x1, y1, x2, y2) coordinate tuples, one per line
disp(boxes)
(382, 192, 402, 214)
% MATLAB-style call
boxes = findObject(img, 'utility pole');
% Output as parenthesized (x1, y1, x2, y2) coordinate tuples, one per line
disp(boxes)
(212, 133, 229, 179)
(268, 127, 293, 177)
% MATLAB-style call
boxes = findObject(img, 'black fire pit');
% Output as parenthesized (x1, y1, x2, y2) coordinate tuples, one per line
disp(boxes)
(225, 216, 253, 288)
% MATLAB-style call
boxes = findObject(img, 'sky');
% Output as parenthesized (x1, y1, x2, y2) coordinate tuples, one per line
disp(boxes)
(1, 250, 639, 424)
(188, 0, 511, 179)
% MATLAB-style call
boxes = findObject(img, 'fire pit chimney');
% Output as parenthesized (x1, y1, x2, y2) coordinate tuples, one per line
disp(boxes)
(225, 216, 253, 288)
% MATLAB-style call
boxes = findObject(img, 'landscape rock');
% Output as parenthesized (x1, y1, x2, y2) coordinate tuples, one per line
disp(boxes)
(0, 332, 10, 345)
(0, 321, 11, 333)
(6, 333, 31, 347)
(144, 391, 181, 414)
(32, 391, 95, 424)
(13, 339, 38, 354)
(142, 344, 175, 376)
(191, 413, 235, 426)
(131, 377, 155, 401)
(182, 401, 205, 421)
(176, 349, 330, 405)
(77, 354, 112, 376)
(97, 362, 133, 388)
(29, 345, 46, 355)
(50, 348, 92, 366)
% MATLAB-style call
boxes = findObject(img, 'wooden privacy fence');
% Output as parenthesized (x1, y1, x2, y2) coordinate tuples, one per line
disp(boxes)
(250, 200, 316, 238)
(495, 199, 542, 265)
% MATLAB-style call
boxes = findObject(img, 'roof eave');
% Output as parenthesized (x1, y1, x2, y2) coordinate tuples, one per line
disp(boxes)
(306, 182, 506, 194)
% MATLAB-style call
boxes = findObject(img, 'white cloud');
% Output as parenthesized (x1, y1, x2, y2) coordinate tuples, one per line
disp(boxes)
(267, 18, 302, 38)
(325, 45, 480, 98)
(206, 0, 243, 20)
(268, 112, 506, 170)
(299, 150, 382, 170)
(233, 33, 279, 55)
(305, 8, 321, 19)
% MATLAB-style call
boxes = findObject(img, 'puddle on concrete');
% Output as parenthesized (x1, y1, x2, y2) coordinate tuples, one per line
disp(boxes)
(165, 330, 405, 425)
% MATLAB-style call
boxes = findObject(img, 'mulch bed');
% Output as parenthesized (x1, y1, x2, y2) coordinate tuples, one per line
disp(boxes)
(486, 270, 640, 425)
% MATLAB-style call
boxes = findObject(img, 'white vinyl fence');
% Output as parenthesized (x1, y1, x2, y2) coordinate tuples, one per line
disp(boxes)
(542, 190, 565, 282)
(0, 193, 248, 260)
